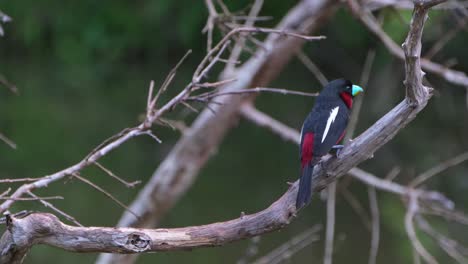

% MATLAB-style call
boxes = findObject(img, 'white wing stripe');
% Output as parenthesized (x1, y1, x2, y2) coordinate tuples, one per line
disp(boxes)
(321, 107, 339, 143)
(299, 124, 304, 143)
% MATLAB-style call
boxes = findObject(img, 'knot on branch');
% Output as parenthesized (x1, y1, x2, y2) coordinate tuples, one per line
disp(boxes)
(116, 232, 151, 252)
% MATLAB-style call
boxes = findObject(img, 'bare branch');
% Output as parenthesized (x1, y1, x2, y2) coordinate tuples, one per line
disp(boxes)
(94, 162, 141, 188)
(191, 87, 318, 101)
(416, 216, 468, 262)
(339, 187, 371, 230)
(240, 104, 300, 144)
(72, 173, 140, 219)
(296, 50, 328, 86)
(252, 225, 321, 264)
(409, 151, 468, 187)
(0, 196, 63, 201)
(405, 194, 438, 264)
(225, 0, 264, 74)
(0, 132, 16, 149)
(324, 182, 336, 264)
(237, 236, 261, 264)
(0, 10, 11, 37)
(351, 1, 468, 88)
(367, 187, 380, 264)
(27, 191, 83, 227)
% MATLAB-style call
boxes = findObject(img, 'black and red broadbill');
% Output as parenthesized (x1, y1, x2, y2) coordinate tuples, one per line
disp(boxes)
(296, 79, 363, 209)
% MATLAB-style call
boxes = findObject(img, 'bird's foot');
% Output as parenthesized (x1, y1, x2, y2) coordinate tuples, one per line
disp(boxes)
(331, 144, 344, 158)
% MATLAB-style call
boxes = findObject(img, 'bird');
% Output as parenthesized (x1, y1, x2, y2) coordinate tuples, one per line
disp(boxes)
(296, 79, 363, 209)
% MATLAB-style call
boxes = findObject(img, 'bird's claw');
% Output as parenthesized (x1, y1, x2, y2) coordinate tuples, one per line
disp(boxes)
(331, 144, 344, 158)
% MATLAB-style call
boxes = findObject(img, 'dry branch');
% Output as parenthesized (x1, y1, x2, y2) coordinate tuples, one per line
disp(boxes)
(352, 0, 468, 88)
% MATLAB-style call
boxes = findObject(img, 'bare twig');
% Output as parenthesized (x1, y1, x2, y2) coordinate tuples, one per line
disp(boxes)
(225, 0, 264, 75)
(237, 236, 261, 264)
(416, 216, 468, 262)
(240, 103, 300, 144)
(94, 162, 141, 188)
(203, 0, 217, 52)
(72, 173, 140, 219)
(405, 194, 438, 264)
(0, 74, 18, 94)
(0, 188, 11, 198)
(0, 196, 63, 201)
(409, 151, 468, 187)
(296, 50, 328, 86)
(0, 177, 42, 183)
(0, 132, 16, 149)
(424, 16, 468, 60)
(352, 0, 468, 88)
(339, 187, 371, 230)
(27, 191, 83, 227)
(252, 225, 321, 264)
(367, 186, 380, 264)
(324, 182, 336, 264)
(0, 10, 12, 37)
(191, 87, 318, 101)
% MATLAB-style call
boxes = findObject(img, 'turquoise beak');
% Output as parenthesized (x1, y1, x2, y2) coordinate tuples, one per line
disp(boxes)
(352, 85, 364, 96)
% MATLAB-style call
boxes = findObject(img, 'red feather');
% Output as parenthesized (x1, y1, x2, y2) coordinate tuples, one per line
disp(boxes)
(301, 133, 314, 169)
(339, 92, 353, 109)
(337, 130, 346, 144)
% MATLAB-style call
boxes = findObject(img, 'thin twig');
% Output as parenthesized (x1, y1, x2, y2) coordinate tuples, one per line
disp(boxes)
(93, 162, 141, 188)
(27, 191, 83, 227)
(240, 104, 300, 144)
(339, 187, 371, 231)
(424, 17, 468, 60)
(150, 50, 193, 110)
(346, 49, 376, 139)
(0, 196, 63, 201)
(296, 50, 328, 86)
(0, 177, 42, 183)
(416, 216, 468, 262)
(237, 236, 261, 264)
(204, 0, 217, 52)
(409, 151, 468, 187)
(367, 186, 380, 264)
(72, 173, 140, 219)
(225, 0, 264, 74)
(252, 225, 322, 264)
(0, 132, 16, 149)
(324, 182, 336, 264)
(192, 87, 319, 101)
(405, 194, 438, 264)
(0, 188, 11, 198)
(0, 74, 18, 94)
(351, 0, 468, 88)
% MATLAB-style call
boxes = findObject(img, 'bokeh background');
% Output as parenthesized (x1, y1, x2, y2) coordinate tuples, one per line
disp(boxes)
(1, 1, 468, 263)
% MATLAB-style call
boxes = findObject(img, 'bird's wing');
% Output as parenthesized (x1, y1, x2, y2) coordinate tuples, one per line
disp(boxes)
(313, 105, 349, 156)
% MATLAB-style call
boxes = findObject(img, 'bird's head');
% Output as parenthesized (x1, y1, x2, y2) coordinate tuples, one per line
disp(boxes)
(322, 78, 363, 108)
(326, 78, 363, 97)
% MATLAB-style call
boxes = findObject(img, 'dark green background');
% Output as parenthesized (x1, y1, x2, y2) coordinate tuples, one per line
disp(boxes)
(1, 1, 467, 263)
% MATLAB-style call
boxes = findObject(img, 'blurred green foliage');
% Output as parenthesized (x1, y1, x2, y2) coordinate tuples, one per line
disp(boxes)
(1, 1, 468, 263)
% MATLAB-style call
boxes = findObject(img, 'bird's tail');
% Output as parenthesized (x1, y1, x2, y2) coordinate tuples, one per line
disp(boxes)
(296, 163, 315, 209)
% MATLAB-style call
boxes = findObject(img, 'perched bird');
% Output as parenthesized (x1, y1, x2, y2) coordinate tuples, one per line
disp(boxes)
(296, 79, 363, 209)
